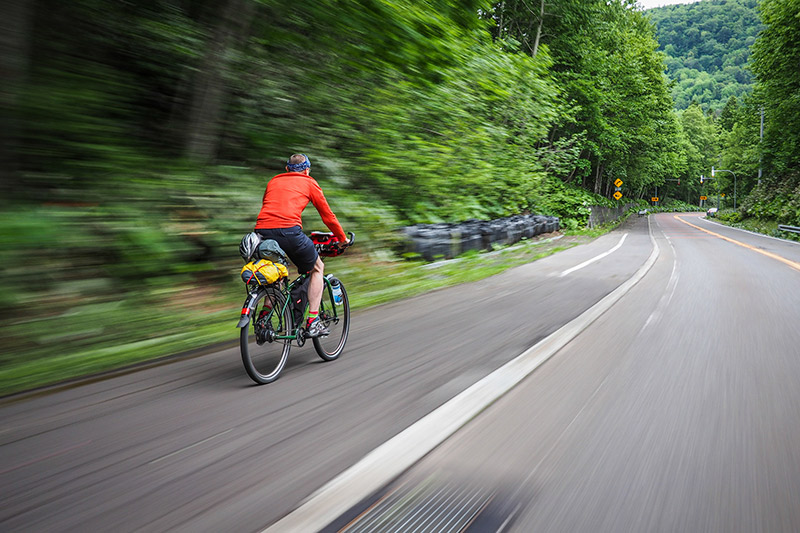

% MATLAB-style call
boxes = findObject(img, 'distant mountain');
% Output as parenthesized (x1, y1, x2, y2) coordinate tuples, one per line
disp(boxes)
(646, 0, 762, 111)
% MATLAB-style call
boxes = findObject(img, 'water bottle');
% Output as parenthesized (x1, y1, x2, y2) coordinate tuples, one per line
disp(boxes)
(330, 277, 343, 305)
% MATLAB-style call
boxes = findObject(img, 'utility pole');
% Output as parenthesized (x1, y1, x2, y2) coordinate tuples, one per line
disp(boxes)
(758, 106, 764, 186)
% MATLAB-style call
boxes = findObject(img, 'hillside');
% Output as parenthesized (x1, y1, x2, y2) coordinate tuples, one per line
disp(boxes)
(647, 0, 762, 111)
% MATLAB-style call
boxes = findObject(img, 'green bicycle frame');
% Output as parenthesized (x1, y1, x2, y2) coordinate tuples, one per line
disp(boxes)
(238, 274, 339, 341)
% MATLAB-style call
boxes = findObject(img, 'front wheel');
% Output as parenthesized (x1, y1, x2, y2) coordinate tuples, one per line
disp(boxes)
(313, 277, 350, 361)
(240, 288, 292, 384)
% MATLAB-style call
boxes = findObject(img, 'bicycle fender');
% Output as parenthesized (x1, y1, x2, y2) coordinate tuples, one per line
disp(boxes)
(237, 292, 260, 328)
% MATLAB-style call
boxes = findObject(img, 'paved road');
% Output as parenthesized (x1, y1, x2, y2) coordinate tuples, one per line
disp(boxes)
(325, 213, 800, 532)
(2, 213, 799, 532)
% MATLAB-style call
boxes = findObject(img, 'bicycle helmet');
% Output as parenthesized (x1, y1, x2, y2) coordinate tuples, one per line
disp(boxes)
(239, 232, 263, 262)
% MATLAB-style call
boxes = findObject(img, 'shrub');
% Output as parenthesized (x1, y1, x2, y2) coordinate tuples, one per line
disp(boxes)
(717, 209, 743, 223)
(531, 177, 612, 227)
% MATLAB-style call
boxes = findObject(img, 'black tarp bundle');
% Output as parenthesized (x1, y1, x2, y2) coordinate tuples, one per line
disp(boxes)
(401, 215, 560, 261)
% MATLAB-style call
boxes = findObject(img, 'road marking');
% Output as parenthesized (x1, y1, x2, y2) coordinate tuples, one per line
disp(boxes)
(263, 220, 659, 532)
(675, 215, 800, 272)
(643, 233, 679, 330)
(560, 233, 628, 277)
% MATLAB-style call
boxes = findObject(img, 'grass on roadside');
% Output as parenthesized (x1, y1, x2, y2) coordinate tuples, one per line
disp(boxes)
(0, 222, 620, 398)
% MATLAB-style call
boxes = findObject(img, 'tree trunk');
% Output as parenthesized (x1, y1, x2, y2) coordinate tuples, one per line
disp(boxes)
(497, 2, 505, 41)
(184, 0, 256, 163)
(0, 0, 33, 196)
(531, 0, 545, 57)
(607, 175, 617, 198)
(593, 160, 603, 195)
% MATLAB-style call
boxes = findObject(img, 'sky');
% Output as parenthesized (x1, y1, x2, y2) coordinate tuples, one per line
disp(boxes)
(638, 0, 703, 9)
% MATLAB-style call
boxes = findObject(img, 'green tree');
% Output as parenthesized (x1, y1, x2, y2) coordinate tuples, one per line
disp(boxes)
(647, 0, 762, 112)
(750, 0, 800, 174)
(0, 0, 33, 196)
(680, 103, 718, 192)
(494, 0, 681, 199)
(718, 96, 739, 132)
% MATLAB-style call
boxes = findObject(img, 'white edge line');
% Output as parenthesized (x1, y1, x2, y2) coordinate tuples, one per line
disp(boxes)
(642, 235, 679, 331)
(560, 233, 628, 277)
(263, 219, 659, 533)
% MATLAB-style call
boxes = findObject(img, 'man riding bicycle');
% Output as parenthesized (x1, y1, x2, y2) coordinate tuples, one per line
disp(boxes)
(254, 154, 347, 338)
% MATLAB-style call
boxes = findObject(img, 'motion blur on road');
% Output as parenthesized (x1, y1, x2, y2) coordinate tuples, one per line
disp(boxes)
(3, 213, 799, 532)
(3, 0, 800, 531)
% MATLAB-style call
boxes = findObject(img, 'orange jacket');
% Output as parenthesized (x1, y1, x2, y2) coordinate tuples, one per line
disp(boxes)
(255, 172, 347, 243)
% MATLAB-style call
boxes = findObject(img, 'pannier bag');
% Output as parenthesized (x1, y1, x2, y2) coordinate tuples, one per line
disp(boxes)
(290, 275, 312, 325)
(240, 259, 289, 286)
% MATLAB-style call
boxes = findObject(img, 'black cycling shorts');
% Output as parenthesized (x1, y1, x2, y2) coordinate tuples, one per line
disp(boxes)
(255, 226, 318, 274)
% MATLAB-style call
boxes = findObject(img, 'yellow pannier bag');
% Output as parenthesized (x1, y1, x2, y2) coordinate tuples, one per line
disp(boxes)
(241, 259, 289, 286)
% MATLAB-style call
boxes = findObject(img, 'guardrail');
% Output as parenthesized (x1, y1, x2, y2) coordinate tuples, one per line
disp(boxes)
(778, 225, 800, 235)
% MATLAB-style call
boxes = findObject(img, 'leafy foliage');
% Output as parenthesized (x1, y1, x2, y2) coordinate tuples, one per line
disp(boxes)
(532, 178, 613, 228)
(2, 0, 797, 392)
(740, 172, 800, 226)
(647, 0, 762, 111)
(488, 0, 681, 201)
(750, 0, 800, 175)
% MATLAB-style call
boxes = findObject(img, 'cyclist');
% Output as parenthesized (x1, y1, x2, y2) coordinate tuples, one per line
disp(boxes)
(254, 154, 347, 337)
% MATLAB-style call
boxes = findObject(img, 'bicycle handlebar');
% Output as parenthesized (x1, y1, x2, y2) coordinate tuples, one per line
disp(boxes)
(311, 231, 354, 257)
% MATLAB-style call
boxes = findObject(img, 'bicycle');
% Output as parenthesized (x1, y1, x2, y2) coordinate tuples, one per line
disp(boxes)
(237, 231, 354, 384)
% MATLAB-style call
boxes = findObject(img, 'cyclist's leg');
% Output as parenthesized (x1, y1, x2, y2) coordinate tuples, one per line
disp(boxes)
(307, 256, 324, 314)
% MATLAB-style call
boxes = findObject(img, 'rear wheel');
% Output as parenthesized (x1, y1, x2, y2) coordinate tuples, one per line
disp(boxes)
(240, 288, 292, 384)
(313, 278, 350, 361)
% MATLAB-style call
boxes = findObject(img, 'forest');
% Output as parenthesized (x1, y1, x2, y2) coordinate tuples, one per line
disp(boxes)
(648, 0, 762, 111)
(1, 0, 798, 394)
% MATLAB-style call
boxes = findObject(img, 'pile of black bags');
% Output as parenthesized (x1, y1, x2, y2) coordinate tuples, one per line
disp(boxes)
(401, 214, 560, 261)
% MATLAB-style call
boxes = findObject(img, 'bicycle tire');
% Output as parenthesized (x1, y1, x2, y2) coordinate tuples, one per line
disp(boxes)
(240, 288, 292, 384)
(313, 278, 350, 361)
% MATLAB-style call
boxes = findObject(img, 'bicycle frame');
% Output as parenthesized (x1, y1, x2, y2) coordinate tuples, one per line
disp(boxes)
(237, 273, 341, 343)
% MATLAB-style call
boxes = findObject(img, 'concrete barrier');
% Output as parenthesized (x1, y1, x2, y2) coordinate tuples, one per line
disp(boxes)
(587, 203, 635, 227)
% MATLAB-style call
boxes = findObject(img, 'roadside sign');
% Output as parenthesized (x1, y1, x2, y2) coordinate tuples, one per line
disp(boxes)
(613, 191, 622, 200)
(614, 179, 623, 187)
(651, 197, 659, 202)
(700, 195, 707, 200)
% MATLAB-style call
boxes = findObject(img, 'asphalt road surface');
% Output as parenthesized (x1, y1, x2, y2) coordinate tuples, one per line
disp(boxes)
(2, 213, 799, 532)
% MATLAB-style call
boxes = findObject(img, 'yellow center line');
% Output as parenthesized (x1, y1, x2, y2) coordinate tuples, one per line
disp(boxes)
(674, 215, 800, 272)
